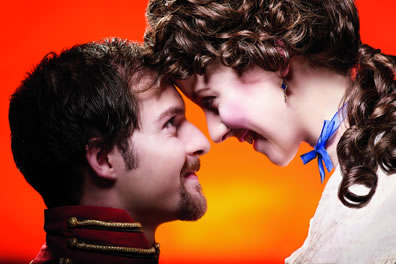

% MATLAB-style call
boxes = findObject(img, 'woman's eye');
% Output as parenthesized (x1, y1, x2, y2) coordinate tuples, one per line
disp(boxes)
(164, 116, 177, 129)
(202, 96, 218, 112)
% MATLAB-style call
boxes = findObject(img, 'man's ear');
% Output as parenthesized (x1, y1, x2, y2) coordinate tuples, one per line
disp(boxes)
(85, 140, 117, 180)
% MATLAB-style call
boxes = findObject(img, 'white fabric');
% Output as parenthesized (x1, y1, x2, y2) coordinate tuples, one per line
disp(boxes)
(285, 166, 396, 264)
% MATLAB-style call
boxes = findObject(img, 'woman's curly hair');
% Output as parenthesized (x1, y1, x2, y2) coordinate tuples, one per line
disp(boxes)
(145, 0, 396, 208)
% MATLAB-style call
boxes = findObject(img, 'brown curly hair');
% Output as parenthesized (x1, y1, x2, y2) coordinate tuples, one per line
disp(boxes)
(144, 0, 396, 208)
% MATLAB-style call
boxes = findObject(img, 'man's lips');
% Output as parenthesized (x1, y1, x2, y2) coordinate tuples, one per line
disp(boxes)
(184, 172, 198, 179)
(182, 170, 199, 178)
(181, 159, 200, 178)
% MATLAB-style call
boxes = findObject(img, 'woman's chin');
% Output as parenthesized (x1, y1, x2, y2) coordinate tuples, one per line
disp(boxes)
(253, 138, 295, 166)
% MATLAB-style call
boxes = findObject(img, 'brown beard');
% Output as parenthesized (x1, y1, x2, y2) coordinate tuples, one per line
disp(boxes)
(178, 159, 207, 221)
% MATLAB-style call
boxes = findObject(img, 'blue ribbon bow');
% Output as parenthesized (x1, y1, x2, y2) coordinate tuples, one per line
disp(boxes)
(300, 106, 346, 182)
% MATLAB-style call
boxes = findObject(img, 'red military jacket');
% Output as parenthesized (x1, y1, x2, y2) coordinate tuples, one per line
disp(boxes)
(30, 206, 160, 264)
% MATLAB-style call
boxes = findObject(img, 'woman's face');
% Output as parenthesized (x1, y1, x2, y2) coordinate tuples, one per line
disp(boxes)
(176, 62, 303, 166)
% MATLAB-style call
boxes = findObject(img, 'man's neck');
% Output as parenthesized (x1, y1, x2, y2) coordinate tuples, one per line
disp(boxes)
(142, 225, 157, 246)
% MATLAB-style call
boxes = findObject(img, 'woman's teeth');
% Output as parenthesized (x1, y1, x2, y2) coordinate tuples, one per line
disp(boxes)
(245, 131, 255, 144)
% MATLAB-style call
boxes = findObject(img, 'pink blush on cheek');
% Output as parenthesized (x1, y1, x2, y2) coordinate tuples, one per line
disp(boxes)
(219, 102, 249, 128)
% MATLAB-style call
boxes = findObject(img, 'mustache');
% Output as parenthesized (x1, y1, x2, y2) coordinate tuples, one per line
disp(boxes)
(181, 158, 201, 177)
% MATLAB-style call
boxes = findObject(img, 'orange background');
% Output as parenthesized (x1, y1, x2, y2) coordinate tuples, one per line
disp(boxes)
(0, 1, 394, 263)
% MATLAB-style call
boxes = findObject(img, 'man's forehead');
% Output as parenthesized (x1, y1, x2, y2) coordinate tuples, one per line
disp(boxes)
(136, 81, 184, 117)
(131, 72, 176, 98)
(130, 72, 158, 93)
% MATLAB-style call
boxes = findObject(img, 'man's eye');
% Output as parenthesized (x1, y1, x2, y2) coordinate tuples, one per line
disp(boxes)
(201, 96, 218, 113)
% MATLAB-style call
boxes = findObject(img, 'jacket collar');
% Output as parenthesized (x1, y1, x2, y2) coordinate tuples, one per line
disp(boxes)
(35, 205, 159, 264)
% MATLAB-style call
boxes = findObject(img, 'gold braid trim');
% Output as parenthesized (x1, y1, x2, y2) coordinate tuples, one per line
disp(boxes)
(68, 238, 157, 256)
(68, 217, 142, 232)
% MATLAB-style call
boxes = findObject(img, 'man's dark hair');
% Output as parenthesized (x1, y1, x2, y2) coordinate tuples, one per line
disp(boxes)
(9, 38, 147, 208)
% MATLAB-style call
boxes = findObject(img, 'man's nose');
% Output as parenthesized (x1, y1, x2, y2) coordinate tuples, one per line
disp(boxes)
(185, 122, 210, 156)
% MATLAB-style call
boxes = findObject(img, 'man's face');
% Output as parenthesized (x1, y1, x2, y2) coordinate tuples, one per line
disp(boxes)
(117, 81, 210, 226)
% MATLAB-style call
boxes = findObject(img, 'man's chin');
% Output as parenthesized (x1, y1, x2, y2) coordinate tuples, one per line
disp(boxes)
(178, 199, 207, 221)
(178, 184, 207, 221)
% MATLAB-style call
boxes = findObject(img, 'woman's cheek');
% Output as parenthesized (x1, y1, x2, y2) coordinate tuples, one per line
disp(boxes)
(219, 101, 250, 128)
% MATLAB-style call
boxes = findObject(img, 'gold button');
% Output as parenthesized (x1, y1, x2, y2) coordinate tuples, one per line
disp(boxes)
(68, 237, 78, 248)
(68, 217, 78, 228)
(59, 258, 72, 264)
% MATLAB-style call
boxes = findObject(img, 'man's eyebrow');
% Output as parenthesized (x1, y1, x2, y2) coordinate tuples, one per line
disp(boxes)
(156, 106, 185, 122)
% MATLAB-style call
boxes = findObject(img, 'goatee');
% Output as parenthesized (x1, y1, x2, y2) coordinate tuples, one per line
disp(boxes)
(178, 159, 207, 220)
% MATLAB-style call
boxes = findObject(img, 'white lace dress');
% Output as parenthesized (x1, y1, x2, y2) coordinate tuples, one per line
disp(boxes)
(285, 166, 396, 264)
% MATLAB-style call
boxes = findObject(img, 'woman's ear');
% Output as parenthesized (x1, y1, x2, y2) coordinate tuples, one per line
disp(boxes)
(279, 63, 290, 79)
(275, 40, 290, 78)
(85, 139, 117, 180)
